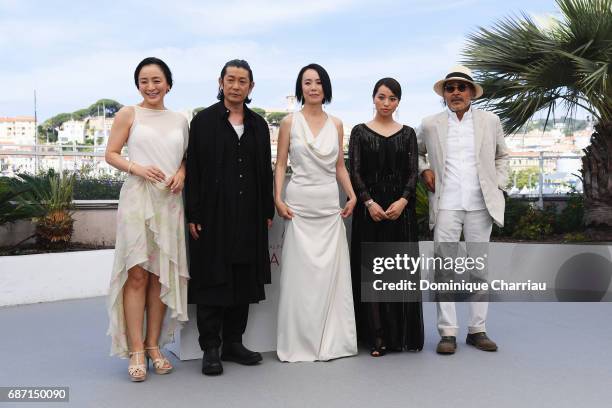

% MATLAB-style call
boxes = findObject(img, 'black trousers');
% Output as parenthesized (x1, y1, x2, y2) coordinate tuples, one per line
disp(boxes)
(197, 304, 249, 350)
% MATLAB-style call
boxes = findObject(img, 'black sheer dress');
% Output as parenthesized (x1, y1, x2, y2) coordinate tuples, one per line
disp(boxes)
(348, 123, 424, 352)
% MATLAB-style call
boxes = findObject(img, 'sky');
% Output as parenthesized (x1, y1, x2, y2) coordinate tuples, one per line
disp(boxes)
(0, 0, 562, 128)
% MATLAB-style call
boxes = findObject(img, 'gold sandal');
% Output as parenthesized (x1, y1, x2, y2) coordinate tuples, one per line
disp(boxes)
(128, 350, 147, 382)
(145, 346, 173, 375)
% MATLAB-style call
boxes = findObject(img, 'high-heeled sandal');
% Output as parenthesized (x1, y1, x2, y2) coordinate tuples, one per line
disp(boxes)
(128, 350, 147, 382)
(145, 346, 173, 375)
(370, 337, 387, 357)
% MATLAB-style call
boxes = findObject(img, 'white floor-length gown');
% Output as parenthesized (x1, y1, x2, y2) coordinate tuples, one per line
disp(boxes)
(276, 111, 358, 362)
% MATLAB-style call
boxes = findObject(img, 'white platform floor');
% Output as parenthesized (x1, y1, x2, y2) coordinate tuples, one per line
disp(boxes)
(1, 297, 611, 407)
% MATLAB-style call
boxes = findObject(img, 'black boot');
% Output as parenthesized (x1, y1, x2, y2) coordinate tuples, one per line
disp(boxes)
(202, 348, 223, 375)
(221, 342, 262, 365)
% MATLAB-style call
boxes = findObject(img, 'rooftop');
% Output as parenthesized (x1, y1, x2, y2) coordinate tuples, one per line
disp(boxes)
(0, 116, 36, 123)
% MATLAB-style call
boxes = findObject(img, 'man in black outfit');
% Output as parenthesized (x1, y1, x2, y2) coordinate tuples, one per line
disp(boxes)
(185, 59, 274, 376)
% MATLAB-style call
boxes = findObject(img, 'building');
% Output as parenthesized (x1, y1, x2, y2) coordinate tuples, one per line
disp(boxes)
(85, 116, 114, 146)
(86, 116, 113, 137)
(57, 119, 85, 144)
(54, 115, 116, 146)
(0, 116, 36, 145)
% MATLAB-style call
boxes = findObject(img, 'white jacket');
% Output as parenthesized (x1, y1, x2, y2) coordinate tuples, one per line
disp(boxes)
(417, 108, 509, 229)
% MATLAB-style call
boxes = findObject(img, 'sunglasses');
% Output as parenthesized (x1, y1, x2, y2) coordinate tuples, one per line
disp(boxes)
(444, 83, 469, 93)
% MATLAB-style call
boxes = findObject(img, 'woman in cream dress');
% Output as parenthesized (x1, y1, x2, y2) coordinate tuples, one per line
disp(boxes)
(105, 57, 189, 381)
(274, 64, 358, 362)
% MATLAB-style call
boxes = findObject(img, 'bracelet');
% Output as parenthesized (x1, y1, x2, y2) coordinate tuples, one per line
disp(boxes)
(127, 162, 134, 175)
(365, 199, 374, 208)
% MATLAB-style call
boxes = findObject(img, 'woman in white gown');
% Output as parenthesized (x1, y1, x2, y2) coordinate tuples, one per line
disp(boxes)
(274, 63, 358, 362)
(105, 58, 189, 381)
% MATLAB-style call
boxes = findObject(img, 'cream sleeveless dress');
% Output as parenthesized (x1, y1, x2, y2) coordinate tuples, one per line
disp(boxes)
(276, 111, 358, 362)
(107, 106, 190, 358)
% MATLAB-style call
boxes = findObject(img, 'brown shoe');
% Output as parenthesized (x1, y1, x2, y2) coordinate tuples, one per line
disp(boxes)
(466, 332, 498, 351)
(436, 336, 457, 354)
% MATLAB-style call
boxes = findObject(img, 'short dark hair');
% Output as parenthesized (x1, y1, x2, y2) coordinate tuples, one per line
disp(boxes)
(372, 77, 402, 100)
(134, 57, 173, 89)
(217, 59, 254, 104)
(295, 63, 332, 105)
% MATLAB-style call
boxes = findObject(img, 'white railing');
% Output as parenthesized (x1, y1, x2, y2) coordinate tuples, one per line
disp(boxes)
(1, 145, 583, 203)
(505, 151, 583, 208)
(0, 144, 125, 178)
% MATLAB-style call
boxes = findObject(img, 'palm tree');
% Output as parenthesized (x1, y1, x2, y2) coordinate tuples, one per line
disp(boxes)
(15, 173, 76, 249)
(0, 177, 44, 226)
(462, 0, 612, 232)
(33, 173, 76, 248)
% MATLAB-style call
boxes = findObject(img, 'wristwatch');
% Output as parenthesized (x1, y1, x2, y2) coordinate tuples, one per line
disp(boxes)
(365, 199, 374, 208)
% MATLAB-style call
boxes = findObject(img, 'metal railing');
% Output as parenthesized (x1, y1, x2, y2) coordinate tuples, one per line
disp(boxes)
(0, 144, 125, 178)
(505, 151, 583, 208)
(1, 145, 584, 206)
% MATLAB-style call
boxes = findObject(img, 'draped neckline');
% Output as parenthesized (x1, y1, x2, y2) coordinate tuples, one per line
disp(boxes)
(299, 110, 332, 140)
(294, 110, 337, 159)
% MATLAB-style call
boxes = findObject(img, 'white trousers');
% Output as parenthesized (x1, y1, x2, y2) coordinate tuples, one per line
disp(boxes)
(433, 209, 492, 337)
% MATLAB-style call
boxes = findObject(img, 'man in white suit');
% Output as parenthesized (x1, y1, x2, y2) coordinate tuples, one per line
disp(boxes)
(417, 65, 509, 354)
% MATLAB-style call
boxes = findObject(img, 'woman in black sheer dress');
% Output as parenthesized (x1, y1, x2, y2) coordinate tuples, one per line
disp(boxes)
(348, 78, 424, 356)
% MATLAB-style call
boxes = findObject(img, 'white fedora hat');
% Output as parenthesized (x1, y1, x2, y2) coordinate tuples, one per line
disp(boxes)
(433, 65, 483, 99)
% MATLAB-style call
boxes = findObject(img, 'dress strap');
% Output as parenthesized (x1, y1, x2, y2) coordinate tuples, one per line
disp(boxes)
(132, 105, 141, 122)
(290, 111, 306, 146)
(289, 111, 299, 137)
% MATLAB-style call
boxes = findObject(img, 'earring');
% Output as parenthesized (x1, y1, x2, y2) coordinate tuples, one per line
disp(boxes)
(394, 107, 400, 121)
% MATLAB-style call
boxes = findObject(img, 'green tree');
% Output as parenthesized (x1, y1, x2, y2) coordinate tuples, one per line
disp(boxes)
(72, 108, 90, 121)
(563, 118, 587, 135)
(251, 106, 266, 118)
(37, 125, 56, 143)
(39, 112, 71, 142)
(37, 99, 123, 144)
(463, 0, 612, 229)
(266, 111, 289, 125)
(509, 167, 540, 189)
(87, 99, 123, 117)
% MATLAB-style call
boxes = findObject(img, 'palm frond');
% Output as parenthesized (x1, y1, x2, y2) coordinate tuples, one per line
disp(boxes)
(462, 0, 612, 132)
(0, 177, 45, 225)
